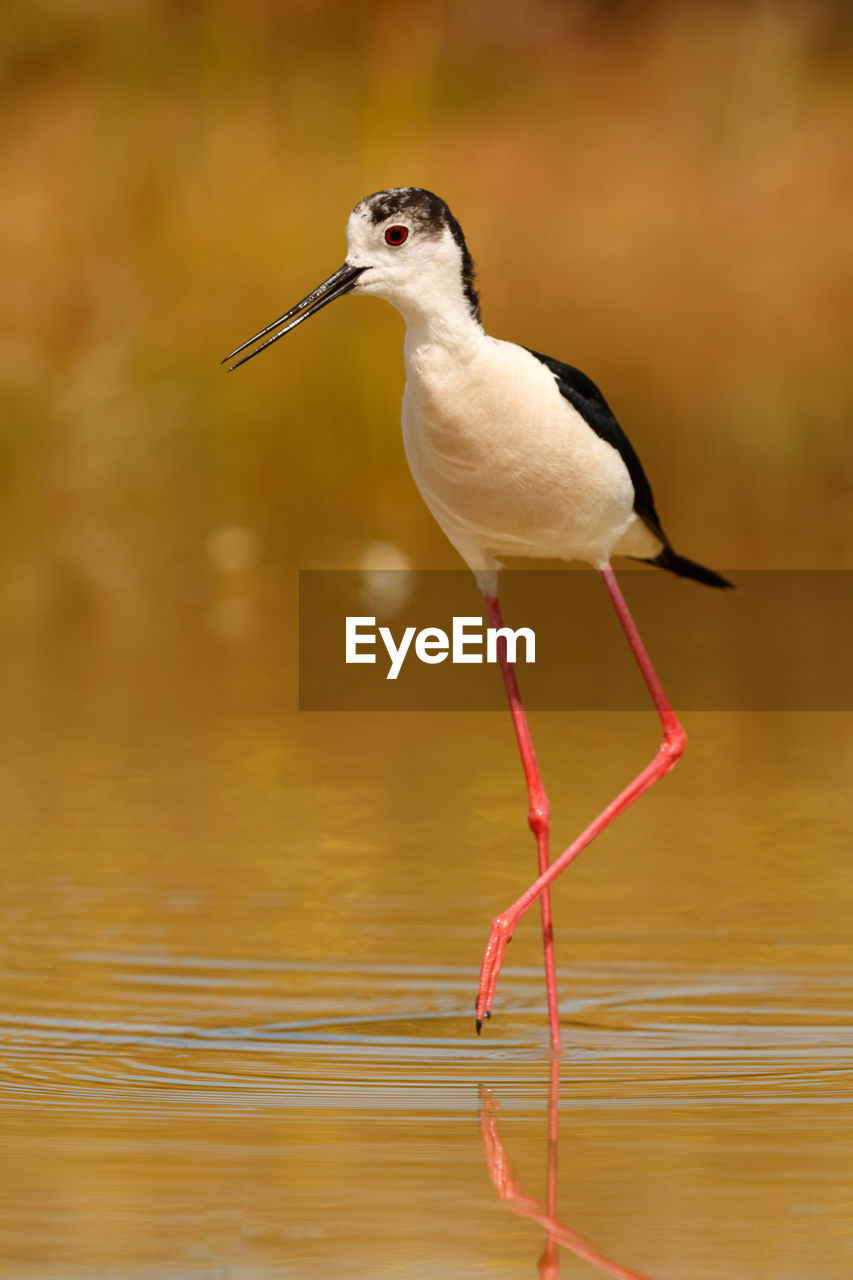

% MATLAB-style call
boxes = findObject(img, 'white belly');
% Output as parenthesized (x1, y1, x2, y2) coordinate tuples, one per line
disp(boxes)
(401, 337, 638, 575)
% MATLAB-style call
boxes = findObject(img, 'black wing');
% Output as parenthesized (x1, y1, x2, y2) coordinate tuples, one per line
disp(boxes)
(527, 348, 733, 590)
(527, 347, 665, 542)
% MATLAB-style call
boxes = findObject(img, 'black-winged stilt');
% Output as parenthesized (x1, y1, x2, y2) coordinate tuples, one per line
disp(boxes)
(224, 187, 731, 1053)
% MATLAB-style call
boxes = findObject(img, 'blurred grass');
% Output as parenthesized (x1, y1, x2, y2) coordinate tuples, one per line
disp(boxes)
(0, 0, 852, 635)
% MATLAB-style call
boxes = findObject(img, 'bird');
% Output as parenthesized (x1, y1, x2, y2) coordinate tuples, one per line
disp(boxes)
(223, 187, 732, 1053)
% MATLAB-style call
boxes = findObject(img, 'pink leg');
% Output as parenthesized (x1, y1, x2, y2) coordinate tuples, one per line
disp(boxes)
(476, 565, 686, 1031)
(484, 593, 561, 1055)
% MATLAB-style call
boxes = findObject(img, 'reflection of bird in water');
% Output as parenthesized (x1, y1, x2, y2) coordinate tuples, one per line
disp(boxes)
(480, 1064, 657, 1280)
(225, 187, 731, 1051)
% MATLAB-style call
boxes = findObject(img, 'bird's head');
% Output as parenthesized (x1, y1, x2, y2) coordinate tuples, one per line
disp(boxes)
(223, 187, 480, 370)
(344, 188, 480, 321)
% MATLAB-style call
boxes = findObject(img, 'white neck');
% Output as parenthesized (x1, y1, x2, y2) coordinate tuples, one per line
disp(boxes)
(397, 293, 485, 361)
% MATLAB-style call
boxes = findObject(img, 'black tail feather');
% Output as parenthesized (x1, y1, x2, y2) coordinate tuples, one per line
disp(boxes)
(647, 546, 733, 589)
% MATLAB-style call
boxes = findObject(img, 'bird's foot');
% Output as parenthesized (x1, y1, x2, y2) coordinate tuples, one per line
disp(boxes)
(475, 912, 517, 1033)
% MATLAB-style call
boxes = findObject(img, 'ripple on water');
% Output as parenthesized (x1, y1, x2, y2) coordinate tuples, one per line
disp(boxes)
(0, 950, 851, 1118)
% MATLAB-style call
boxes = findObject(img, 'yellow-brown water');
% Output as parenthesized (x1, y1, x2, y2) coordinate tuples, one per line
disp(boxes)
(2, 617, 851, 1278)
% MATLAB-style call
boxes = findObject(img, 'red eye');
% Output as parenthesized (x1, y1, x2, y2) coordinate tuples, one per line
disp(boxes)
(385, 225, 408, 246)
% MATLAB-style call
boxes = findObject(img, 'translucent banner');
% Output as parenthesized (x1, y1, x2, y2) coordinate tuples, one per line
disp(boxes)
(298, 570, 852, 711)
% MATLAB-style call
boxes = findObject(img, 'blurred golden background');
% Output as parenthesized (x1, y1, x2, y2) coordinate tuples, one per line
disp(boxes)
(2, 0, 852, 645)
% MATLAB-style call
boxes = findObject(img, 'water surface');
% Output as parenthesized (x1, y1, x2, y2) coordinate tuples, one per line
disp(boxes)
(1, 622, 851, 1277)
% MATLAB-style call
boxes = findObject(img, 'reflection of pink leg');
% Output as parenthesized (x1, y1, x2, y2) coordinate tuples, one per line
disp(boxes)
(477, 565, 686, 1030)
(480, 1062, 658, 1280)
(537, 1058, 561, 1279)
(483, 593, 561, 1054)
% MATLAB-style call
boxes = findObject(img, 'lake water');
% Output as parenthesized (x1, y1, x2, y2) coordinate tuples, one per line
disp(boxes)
(1, 613, 851, 1277)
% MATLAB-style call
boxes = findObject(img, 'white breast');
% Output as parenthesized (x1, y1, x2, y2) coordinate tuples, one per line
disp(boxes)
(401, 336, 638, 576)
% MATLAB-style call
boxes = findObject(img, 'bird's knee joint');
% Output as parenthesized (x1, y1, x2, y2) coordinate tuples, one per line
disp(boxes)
(660, 724, 687, 770)
(527, 799, 550, 837)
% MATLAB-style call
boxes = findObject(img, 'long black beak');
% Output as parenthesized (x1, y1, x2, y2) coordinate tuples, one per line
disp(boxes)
(222, 262, 368, 370)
